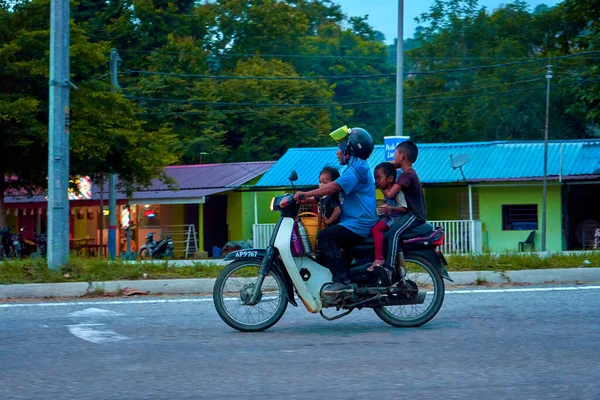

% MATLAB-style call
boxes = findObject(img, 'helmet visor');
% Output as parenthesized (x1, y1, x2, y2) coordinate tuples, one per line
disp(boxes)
(329, 125, 349, 142)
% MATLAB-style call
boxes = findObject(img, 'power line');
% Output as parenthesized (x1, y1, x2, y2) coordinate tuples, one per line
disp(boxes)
(119, 51, 600, 81)
(119, 48, 600, 62)
(124, 69, 394, 80)
(118, 49, 599, 62)
(119, 49, 390, 60)
(88, 73, 110, 82)
(126, 77, 600, 110)
(405, 51, 600, 76)
(405, 77, 544, 98)
(404, 78, 600, 103)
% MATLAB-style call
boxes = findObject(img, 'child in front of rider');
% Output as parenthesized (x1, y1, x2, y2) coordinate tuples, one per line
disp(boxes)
(293, 127, 378, 294)
(316, 166, 341, 226)
(372, 140, 427, 286)
(368, 162, 407, 270)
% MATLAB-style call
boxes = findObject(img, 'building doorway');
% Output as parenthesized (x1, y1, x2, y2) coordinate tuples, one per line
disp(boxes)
(203, 195, 228, 256)
(566, 183, 600, 250)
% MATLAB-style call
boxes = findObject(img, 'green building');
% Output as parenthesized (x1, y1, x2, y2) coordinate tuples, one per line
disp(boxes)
(253, 139, 600, 253)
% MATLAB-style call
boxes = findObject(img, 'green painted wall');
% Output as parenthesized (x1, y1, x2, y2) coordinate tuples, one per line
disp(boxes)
(256, 191, 285, 224)
(424, 187, 463, 221)
(227, 190, 284, 241)
(227, 191, 243, 241)
(478, 184, 562, 252)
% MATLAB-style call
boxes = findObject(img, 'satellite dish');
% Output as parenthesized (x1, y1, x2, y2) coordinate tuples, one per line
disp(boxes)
(450, 153, 470, 169)
(450, 153, 470, 181)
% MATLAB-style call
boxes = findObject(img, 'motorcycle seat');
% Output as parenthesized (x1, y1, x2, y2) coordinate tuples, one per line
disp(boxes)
(358, 222, 435, 247)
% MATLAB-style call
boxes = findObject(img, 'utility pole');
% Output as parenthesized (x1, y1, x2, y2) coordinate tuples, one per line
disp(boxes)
(47, 0, 72, 270)
(395, 0, 404, 137)
(541, 63, 552, 252)
(108, 49, 121, 260)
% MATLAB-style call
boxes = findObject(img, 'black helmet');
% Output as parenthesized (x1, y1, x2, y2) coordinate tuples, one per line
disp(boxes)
(346, 127, 374, 160)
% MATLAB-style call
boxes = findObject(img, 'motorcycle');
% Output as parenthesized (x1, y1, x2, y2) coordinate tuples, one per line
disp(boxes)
(0, 226, 21, 258)
(213, 171, 453, 332)
(17, 227, 39, 257)
(139, 232, 174, 259)
(34, 233, 47, 257)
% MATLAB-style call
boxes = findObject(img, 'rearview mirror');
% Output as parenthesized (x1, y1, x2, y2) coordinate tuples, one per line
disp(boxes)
(289, 170, 298, 182)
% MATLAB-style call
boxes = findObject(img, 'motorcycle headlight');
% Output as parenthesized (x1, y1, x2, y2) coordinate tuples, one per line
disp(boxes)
(270, 194, 294, 212)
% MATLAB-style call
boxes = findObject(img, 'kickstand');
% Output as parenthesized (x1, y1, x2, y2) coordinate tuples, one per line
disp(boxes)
(319, 309, 353, 321)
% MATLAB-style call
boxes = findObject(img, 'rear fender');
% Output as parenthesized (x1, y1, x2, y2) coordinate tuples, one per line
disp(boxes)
(404, 248, 453, 282)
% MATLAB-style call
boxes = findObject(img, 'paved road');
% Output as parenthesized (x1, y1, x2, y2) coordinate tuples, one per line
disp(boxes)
(1, 286, 599, 400)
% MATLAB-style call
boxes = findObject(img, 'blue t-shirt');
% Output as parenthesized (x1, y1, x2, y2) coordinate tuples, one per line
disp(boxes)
(334, 158, 378, 237)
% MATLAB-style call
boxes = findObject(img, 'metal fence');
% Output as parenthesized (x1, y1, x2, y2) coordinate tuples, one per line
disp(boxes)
(253, 220, 482, 254)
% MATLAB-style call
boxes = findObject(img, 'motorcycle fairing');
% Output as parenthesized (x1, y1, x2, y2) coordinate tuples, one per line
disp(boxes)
(275, 217, 327, 313)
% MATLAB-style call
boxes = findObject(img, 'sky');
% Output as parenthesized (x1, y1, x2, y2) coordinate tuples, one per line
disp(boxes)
(337, 0, 562, 43)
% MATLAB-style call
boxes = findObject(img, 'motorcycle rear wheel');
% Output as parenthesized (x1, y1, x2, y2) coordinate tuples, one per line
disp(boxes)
(139, 248, 151, 260)
(213, 259, 288, 332)
(373, 255, 445, 328)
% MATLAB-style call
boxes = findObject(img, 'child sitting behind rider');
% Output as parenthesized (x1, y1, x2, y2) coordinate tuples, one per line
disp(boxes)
(372, 140, 428, 286)
(314, 166, 341, 226)
(368, 162, 407, 270)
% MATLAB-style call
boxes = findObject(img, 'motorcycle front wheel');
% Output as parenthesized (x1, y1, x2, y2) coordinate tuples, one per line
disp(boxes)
(213, 260, 288, 332)
(373, 255, 445, 328)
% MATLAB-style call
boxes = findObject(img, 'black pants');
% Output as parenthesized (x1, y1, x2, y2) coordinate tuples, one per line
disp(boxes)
(385, 213, 422, 268)
(317, 224, 364, 283)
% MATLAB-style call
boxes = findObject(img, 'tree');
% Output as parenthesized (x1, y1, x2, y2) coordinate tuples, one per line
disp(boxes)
(215, 57, 335, 161)
(121, 35, 227, 164)
(0, 0, 180, 227)
(401, 0, 591, 143)
(556, 0, 600, 129)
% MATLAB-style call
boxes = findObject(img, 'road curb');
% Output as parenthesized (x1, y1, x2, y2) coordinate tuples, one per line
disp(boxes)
(1, 268, 600, 299)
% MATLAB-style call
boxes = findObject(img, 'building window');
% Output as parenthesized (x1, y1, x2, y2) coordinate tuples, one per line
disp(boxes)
(502, 204, 538, 230)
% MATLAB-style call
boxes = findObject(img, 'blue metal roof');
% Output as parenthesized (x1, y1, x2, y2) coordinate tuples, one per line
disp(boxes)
(256, 139, 600, 187)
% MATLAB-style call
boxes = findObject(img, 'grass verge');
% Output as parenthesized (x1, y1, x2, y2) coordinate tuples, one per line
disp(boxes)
(1, 252, 599, 284)
(0, 257, 225, 285)
(446, 252, 600, 271)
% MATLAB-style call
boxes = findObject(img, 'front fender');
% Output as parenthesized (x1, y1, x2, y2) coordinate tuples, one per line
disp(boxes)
(224, 249, 298, 307)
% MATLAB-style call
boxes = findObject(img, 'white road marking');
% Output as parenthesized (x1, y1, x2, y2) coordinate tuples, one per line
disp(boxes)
(68, 308, 125, 317)
(446, 285, 600, 294)
(1, 285, 599, 309)
(67, 323, 129, 344)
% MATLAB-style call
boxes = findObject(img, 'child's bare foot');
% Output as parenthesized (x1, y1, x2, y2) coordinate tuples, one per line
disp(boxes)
(367, 259, 385, 272)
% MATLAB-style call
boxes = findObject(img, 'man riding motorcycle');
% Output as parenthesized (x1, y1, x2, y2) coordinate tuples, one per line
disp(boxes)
(294, 127, 379, 295)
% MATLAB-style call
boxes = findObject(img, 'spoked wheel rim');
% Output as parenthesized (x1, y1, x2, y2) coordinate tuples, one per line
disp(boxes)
(378, 258, 443, 324)
(219, 263, 286, 327)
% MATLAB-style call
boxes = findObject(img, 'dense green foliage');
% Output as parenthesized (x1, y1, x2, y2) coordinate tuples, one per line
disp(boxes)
(1, 0, 599, 225)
